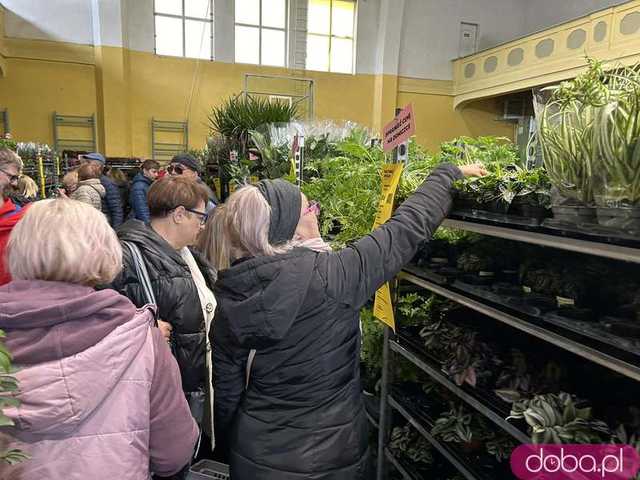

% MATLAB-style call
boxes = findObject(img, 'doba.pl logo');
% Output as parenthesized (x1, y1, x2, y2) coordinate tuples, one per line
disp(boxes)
(511, 445, 640, 479)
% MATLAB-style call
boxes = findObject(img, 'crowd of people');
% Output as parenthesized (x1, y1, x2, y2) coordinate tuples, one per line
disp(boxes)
(0, 144, 486, 479)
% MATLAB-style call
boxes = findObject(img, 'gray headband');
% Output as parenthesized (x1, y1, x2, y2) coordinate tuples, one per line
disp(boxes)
(256, 179, 302, 245)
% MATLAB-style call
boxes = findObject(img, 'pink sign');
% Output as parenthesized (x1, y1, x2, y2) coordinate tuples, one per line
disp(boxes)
(383, 104, 415, 152)
(510, 444, 640, 480)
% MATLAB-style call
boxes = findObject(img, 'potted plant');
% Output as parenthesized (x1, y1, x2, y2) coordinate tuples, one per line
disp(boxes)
(593, 64, 640, 232)
(534, 59, 606, 224)
(389, 424, 434, 468)
(507, 392, 610, 444)
(432, 403, 492, 452)
(485, 433, 518, 463)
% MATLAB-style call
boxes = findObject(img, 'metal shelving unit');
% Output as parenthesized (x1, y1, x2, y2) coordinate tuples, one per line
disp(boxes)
(1, 109, 9, 136)
(389, 396, 489, 480)
(384, 448, 418, 480)
(151, 118, 188, 161)
(376, 215, 640, 479)
(442, 218, 640, 265)
(52, 113, 97, 154)
(398, 271, 640, 383)
(390, 339, 530, 444)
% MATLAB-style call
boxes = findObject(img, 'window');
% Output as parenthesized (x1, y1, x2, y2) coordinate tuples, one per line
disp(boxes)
(306, 0, 355, 74)
(235, 0, 287, 67)
(154, 0, 213, 60)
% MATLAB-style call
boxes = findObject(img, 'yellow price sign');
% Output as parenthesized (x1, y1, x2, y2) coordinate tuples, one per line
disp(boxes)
(372, 163, 403, 330)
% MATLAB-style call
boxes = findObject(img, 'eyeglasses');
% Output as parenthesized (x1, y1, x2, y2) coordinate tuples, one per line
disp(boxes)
(167, 164, 188, 175)
(0, 167, 19, 185)
(304, 200, 320, 216)
(183, 207, 209, 225)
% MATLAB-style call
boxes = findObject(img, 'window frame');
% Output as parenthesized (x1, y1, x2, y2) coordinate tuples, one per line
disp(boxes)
(306, 0, 357, 74)
(153, 0, 214, 60)
(234, 0, 289, 67)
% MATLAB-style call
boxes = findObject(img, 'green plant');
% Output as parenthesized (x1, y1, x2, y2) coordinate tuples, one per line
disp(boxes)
(389, 424, 434, 466)
(0, 139, 16, 151)
(360, 307, 384, 390)
(494, 349, 533, 403)
(593, 64, 640, 206)
(0, 330, 28, 465)
(535, 59, 606, 205)
(611, 425, 640, 480)
(249, 129, 292, 179)
(432, 403, 492, 444)
(208, 94, 298, 156)
(486, 434, 518, 463)
(507, 392, 610, 444)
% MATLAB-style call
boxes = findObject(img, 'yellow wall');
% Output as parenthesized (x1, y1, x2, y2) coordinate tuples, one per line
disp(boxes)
(398, 92, 514, 152)
(0, 35, 509, 158)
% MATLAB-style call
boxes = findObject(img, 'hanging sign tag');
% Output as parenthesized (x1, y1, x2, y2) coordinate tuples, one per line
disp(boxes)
(372, 163, 404, 330)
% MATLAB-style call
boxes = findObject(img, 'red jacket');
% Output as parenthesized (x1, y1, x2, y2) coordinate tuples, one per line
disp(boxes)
(0, 198, 28, 286)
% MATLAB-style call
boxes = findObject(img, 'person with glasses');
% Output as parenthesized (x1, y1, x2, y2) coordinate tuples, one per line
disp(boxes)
(210, 163, 488, 480)
(168, 153, 218, 211)
(0, 148, 27, 286)
(110, 176, 217, 478)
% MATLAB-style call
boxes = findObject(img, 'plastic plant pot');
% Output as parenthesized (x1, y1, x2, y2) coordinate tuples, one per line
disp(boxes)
(484, 199, 510, 215)
(596, 206, 640, 232)
(551, 204, 596, 224)
(555, 305, 595, 322)
(499, 269, 519, 284)
(511, 195, 551, 220)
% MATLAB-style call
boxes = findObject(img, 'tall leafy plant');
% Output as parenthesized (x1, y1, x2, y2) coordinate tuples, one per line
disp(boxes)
(535, 58, 607, 205)
(593, 64, 640, 206)
(208, 95, 298, 156)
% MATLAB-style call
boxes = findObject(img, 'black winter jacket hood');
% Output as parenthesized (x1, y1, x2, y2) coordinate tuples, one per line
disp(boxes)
(215, 249, 316, 349)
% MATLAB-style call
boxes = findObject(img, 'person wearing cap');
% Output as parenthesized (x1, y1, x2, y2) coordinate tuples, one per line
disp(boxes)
(168, 154, 218, 212)
(211, 162, 488, 479)
(82, 152, 124, 228)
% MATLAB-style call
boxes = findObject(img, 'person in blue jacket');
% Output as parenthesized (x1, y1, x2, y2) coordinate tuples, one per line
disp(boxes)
(82, 152, 124, 228)
(129, 159, 160, 223)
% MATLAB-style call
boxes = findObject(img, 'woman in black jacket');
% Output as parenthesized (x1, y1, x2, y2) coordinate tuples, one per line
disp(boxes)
(211, 162, 486, 480)
(110, 176, 217, 463)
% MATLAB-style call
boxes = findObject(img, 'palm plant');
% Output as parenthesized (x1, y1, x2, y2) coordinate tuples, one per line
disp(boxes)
(208, 94, 298, 156)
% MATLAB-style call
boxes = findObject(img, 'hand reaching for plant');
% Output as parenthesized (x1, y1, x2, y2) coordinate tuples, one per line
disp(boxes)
(459, 163, 488, 178)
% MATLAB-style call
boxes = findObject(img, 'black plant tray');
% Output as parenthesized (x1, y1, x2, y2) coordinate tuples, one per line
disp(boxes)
(394, 330, 516, 420)
(404, 263, 451, 285)
(451, 208, 544, 227)
(404, 265, 640, 367)
(390, 387, 514, 480)
(449, 211, 640, 250)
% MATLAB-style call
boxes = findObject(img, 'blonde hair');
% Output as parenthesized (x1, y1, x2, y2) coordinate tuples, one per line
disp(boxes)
(223, 185, 293, 261)
(7, 199, 123, 286)
(0, 148, 22, 171)
(197, 204, 230, 271)
(62, 169, 79, 191)
(16, 175, 39, 199)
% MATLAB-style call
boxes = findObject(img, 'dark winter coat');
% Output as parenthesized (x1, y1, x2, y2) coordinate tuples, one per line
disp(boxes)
(130, 172, 153, 223)
(212, 163, 463, 480)
(101, 174, 124, 227)
(110, 220, 216, 402)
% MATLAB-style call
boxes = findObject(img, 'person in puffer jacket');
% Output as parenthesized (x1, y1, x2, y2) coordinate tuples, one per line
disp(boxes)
(0, 199, 199, 480)
(110, 176, 216, 454)
(82, 152, 124, 227)
(211, 163, 487, 480)
(130, 159, 160, 223)
(71, 162, 105, 211)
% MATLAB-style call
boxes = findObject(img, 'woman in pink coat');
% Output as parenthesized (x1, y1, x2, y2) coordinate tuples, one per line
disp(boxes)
(0, 198, 199, 480)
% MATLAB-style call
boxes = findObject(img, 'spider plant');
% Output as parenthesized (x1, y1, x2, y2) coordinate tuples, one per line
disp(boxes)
(535, 59, 607, 205)
(593, 65, 640, 206)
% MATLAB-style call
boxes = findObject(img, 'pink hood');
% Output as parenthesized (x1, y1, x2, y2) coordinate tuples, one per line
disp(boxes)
(0, 280, 150, 435)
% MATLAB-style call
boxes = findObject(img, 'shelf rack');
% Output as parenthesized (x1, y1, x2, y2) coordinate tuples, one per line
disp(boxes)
(52, 113, 97, 154)
(376, 216, 640, 480)
(1, 109, 9, 136)
(151, 118, 188, 161)
(442, 218, 640, 265)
